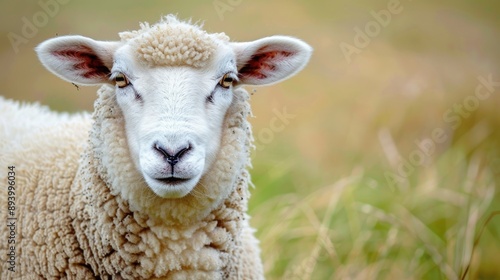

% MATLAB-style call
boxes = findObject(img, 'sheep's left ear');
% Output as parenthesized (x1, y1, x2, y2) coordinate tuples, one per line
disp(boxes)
(232, 36, 312, 86)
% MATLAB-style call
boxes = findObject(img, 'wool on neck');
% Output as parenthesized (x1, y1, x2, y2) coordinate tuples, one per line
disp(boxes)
(68, 85, 254, 278)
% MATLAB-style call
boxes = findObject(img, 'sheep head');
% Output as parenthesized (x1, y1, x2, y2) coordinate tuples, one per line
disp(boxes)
(36, 15, 312, 199)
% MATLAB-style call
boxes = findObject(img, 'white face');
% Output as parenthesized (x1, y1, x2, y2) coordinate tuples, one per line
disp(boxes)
(111, 45, 238, 198)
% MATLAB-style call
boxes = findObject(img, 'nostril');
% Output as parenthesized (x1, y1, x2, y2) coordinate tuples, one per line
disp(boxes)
(154, 142, 191, 166)
(154, 143, 169, 158)
(174, 144, 191, 160)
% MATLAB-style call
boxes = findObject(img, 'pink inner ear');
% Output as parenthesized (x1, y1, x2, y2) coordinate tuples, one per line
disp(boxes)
(239, 47, 294, 80)
(53, 46, 110, 79)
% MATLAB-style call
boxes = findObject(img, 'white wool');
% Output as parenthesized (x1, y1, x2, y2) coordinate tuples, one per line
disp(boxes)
(0, 96, 88, 151)
(119, 15, 229, 67)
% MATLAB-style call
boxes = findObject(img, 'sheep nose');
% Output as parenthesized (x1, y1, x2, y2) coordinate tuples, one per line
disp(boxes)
(154, 142, 191, 166)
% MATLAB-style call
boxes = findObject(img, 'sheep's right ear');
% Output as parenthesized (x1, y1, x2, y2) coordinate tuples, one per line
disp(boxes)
(36, 35, 121, 86)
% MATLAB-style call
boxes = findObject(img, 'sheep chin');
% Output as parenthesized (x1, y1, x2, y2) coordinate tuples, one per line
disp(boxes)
(143, 173, 201, 199)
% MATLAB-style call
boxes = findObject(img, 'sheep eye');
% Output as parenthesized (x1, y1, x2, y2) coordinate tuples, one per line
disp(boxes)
(114, 73, 130, 88)
(219, 73, 234, 89)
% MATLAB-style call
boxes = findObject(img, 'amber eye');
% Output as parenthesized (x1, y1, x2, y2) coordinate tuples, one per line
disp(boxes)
(219, 73, 234, 89)
(114, 73, 130, 88)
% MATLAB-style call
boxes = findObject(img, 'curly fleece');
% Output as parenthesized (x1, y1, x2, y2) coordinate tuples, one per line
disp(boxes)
(0, 81, 263, 278)
(119, 15, 229, 68)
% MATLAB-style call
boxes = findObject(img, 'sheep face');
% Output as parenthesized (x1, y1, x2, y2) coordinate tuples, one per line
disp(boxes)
(36, 16, 312, 199)
(110, 43, 237, 198)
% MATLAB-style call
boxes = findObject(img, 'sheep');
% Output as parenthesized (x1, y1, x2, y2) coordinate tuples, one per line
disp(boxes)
(0, 15, 312, 279)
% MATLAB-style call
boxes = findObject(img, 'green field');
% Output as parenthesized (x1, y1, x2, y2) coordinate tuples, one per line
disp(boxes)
(1, 0, 499, 279)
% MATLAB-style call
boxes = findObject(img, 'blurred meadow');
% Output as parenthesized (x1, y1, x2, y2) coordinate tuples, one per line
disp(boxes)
(1, 0, 499, 279)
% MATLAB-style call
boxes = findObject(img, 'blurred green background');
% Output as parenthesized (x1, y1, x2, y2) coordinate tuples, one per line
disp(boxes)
(1, 0, 499, 279)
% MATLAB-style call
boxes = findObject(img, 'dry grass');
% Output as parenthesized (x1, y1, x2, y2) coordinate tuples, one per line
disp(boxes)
(252, 149, 497, 279)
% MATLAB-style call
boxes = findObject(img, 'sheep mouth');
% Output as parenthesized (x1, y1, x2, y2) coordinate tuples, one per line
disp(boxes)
(156, 177, 190, 185)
